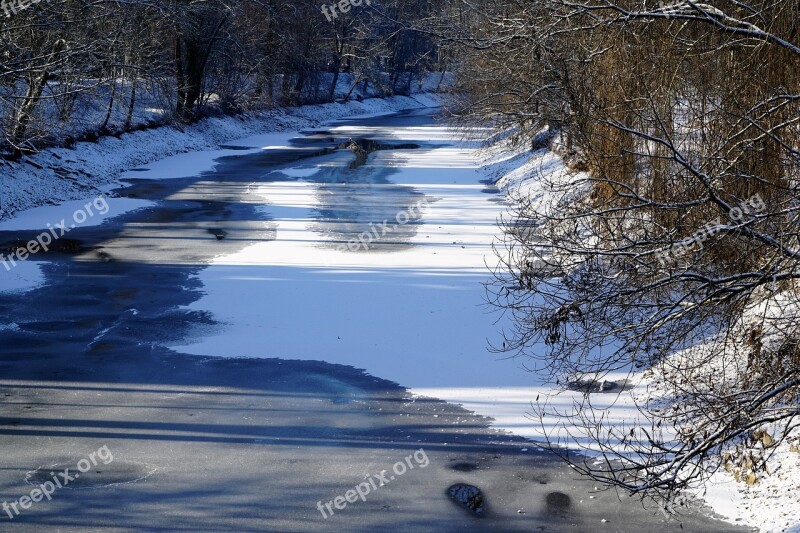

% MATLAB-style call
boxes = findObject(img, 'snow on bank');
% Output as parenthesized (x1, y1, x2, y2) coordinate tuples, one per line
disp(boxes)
(484, 136, 800, 532)
(0, 93, 442, 295)
(651, 297, 800, 533)
(0, 194, 152, 293)
(650, 335, 800, 533)
(0, 195, 152, 231)
(0, 261, 44, 294)
(700, 434, 800, 533)
(0, 93, 444, 221)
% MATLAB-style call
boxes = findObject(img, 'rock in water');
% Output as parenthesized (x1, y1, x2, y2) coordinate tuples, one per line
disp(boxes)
(447, 483, 485, 516)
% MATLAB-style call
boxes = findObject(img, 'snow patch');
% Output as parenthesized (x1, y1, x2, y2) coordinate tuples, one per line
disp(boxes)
(0, 261, 45, 294)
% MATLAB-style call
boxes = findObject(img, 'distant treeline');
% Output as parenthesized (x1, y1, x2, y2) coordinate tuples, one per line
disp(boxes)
(0, 0, 450, 156)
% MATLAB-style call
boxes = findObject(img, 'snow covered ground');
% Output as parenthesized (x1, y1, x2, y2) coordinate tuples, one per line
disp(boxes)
(0, 195, 152, 231)
(700, 441, 800, 533)
(0, 193, 153, 293)
(0, 89, 446, 221)
(0, 260, 44, 294)
(0, 94, 442, 290)
(651, 305, 800, 533)
(486, 137, 800, 533)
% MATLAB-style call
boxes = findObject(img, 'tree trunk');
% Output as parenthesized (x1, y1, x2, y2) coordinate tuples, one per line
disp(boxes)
(11, 40, 65, 154)
(327, 56, 341, 103)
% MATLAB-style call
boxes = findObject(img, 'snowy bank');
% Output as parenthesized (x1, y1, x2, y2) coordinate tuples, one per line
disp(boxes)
(0, 93, 445, 222)
(0, 92, 444, 294)
(485, 134, 800, 533)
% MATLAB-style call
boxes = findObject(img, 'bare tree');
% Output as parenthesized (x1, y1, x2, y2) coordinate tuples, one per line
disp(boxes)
(450, 0, 800, 503)
(1, 0, 449, 155)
